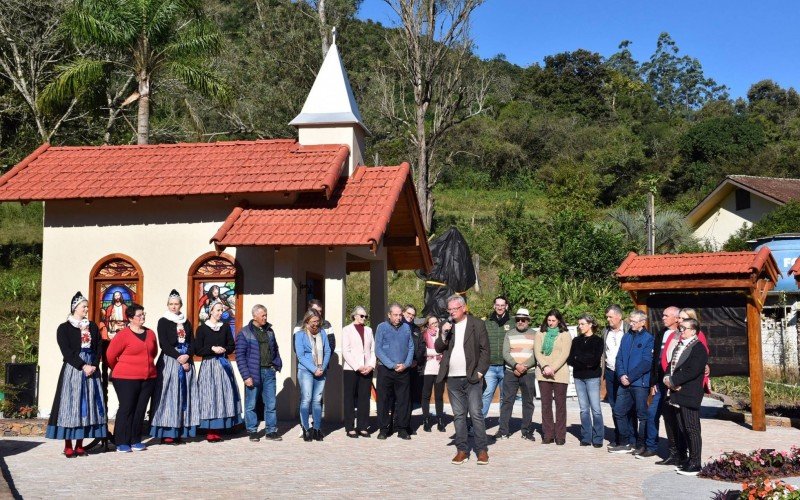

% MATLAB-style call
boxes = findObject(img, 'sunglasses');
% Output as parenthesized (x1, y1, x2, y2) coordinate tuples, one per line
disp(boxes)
(678, 326, 694, 332)
(515, 318, 529, 322)
(356, 314, 368, 319)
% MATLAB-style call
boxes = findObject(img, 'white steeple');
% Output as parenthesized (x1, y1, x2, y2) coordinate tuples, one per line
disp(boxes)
(289, 37, 369, 134)
(291, 29, 368, 176)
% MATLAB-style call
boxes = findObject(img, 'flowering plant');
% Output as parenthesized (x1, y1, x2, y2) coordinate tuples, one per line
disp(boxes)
(739, 477, 799, 499)
(701, 448, 800, 482)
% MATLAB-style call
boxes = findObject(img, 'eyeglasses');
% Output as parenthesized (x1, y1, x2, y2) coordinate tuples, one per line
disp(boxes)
(678, 326, 694, 332)
(447, 305, 464, 312)
(134, 313, 145, 318)
(356, 314, 368, 319)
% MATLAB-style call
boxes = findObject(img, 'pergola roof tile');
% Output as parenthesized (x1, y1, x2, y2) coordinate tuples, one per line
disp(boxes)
(615, 247, 777, 279)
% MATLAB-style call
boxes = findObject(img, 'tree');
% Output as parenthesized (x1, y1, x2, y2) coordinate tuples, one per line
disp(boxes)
(641, 33, 728, 113)
(41, 0, 228, 144)
(301, 0, 362, 57)
(0, 0, 80, 142)
(379, 0, 489, 230)
(606, 206, 700, 254)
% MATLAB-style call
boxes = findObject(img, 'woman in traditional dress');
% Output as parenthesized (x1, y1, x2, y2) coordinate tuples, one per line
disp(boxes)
(46, 292, 107, 457)
(150, 289, 199, 444)
(106, 303, 158, 452)
(195, 300, 241, 442)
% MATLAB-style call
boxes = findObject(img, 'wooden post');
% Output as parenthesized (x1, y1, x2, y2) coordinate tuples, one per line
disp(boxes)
(746, 295, 766, 431)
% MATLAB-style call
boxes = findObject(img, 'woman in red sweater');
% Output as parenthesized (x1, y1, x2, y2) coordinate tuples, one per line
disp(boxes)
(106, 303, 158, 453)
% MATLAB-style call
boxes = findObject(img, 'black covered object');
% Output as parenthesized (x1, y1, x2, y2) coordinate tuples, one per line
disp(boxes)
(646, 293, 748, 377)
(5, 362, 37, 408)
(417, 227, 476, 319)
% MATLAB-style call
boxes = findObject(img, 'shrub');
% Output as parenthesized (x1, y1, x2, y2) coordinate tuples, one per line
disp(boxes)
(700, 447, 800, 482)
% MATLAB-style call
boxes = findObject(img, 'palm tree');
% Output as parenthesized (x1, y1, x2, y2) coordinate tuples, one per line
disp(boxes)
(606, 207, 699, 254)
(40, 0, 228, 144)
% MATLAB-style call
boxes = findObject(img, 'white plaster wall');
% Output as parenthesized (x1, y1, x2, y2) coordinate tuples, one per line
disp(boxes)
(761, 304, 799, 370)
(693, 192, 778, 250)
(297, 126, 365, 175)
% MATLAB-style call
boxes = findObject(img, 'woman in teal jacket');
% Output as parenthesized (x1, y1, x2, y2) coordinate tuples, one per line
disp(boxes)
(295, 310, 331, 442)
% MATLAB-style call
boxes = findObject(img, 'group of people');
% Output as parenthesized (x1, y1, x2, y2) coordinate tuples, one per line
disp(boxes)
(45, 289, 710, 474)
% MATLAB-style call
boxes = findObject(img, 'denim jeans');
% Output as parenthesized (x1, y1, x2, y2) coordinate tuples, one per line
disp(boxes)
(605, 369, 635, 445)
(613, 384, 649, 448)
(574, 377, 604, 445)
(645, 382, 666, 451)
(298, 368, 326, 430)
(481, 365, 505, 417)
(244, 367, 277, 434)
(449, 377, 488, 453)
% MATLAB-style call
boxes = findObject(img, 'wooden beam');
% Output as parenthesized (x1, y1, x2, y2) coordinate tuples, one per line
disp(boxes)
(620, 279, 754, 291)
(383, 236, 418, 247)
(746, 294, 766, 431)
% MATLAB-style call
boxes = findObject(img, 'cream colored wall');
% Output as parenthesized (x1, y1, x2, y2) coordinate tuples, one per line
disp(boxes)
(692, 191, 779, 250)
(297, 125, 365, 175)
(38, 195, 284, 418)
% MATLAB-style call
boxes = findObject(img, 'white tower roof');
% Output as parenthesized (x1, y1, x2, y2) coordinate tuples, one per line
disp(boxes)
(289, 41, 369, 134)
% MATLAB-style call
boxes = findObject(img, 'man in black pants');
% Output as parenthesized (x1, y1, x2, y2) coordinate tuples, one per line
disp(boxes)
(374, 303, 414, 440)
(663, 317, 708, 476)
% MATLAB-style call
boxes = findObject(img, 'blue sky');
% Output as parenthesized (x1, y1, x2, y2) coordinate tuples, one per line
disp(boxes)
(357, 0, 800, 99)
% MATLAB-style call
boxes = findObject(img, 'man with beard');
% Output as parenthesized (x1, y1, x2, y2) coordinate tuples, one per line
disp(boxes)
(104, 291, 127, 339)
(482, 296, 510, 419)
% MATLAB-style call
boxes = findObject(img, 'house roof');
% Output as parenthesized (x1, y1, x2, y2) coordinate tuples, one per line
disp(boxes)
(289, 41, 368, 134)
(211, 163, 432, 272)
(616, 247, 776, 278)
(789, 257, 800, 279)
(687, 175, 800, 225)
(0, 140, 349, 201)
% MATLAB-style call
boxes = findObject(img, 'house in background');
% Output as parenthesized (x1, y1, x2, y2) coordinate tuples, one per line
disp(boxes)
(0, 41, 432, 420)
(688, 175, 800, 250)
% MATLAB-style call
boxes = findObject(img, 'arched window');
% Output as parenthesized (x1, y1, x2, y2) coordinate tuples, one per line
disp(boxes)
(187, 252, 243, 342)
(89, 254, 143, 340)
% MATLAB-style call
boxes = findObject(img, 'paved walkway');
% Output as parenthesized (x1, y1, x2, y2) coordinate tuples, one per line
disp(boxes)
(2, 398, 799, 499)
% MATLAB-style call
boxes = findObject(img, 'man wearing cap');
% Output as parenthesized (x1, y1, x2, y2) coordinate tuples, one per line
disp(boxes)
(496, 308, 537, 441)
(482, 296, 510, 418)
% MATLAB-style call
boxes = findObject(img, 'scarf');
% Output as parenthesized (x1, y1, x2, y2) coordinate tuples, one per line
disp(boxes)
(424, 326, 438, 349)
(542, 327, 560, 356)
(204, 320, 223, 332)
(164, 310, 187, 343)
(307, 331, 323, 368)
(68, 315, 92, 347)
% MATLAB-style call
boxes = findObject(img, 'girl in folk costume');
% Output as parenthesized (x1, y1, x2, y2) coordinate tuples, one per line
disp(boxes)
(46, 292, 107, 457)
(194, 300, 241, 442)
(150, 290, 199, 444)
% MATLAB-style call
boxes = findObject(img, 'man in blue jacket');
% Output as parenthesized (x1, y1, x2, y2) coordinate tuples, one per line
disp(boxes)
(375, 302, 415, 440)
(236, 304, 282, 443)
(608, 309, 654, 455)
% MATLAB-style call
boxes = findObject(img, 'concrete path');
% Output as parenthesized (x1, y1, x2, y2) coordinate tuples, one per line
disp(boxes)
(2, 398, 799, 499)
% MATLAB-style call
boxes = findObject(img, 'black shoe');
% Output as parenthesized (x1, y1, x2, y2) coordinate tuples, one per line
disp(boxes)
(346, 430, 359, 438)
(377, 432, 388, 440)
(676, 459, 692, 471)
(264, 432, 282, 441)
(249, 432, 260, 442)
(437, 417, 446, 432)
(676, 463, 701, 476)
(522, 431, 536, 442)
(655, 454, 680, 466)
(397, 430, 411, 440)
(631, 446, 646, 456)
(358, 430, 371, 438)
(313, 429, 324, 442)
(635, 449, 658, 459)
(493, 431, 510, 440)
(302, 429, 312, 442)
(423, 418, 432, 432)
(592, 443, 603, 448)
(608, 444, 633, 454)
(580, 441, 591, 447)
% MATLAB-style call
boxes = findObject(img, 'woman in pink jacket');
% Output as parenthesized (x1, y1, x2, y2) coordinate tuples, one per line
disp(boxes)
(342, 306, 376, 438)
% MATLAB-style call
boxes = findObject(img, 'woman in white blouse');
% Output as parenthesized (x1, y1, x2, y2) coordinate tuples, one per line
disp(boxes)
(342, 306, 376, 438)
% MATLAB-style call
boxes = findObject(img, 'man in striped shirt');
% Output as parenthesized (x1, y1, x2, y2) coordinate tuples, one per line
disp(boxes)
(496, 308, 538, 441)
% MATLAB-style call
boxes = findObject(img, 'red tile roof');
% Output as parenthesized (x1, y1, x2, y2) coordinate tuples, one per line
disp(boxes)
(728, 175, 800, 205)
(212, 164, 411, 249)
(0, 140, 349, 201)
(615, 247, 775, 278)
(789, 257, 800, 278)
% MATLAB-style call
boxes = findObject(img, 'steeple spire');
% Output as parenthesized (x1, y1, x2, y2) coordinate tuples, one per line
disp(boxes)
(289, 32, 368, 134)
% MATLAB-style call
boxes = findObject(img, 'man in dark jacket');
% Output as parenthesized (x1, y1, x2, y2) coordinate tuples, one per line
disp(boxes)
(437, 295, 491, 465)
(236, 304, 282, 442)
(664, 318, 708, 476)
(640, 306, 681, 459)
(402, 304, 425, 434)
(482, 296, 510, 417)
(608, 310, 653, 455)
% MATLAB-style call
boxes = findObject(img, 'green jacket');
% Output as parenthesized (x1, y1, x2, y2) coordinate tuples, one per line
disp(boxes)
(484, 312, 511, 366)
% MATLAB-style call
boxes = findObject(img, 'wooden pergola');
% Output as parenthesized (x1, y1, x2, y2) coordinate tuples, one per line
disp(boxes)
(615, 247, 780, 431)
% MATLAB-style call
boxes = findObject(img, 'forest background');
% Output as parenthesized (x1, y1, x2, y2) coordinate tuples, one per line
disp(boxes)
(0, 0, 799, 385)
